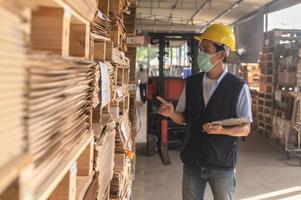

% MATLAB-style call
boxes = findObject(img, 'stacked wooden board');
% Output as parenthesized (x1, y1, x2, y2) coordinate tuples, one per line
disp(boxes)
(0, 6, 32, 197)
(0, 6, 26, 170)
(0, 0, 138, 199)
(92, 10, 112, 41)
(89, 119, 116, 200)
(124, 2, 138, 178)
(25, 52, 95, 198)
(90, 1, 137, 200)
(110, 117, 133, 200)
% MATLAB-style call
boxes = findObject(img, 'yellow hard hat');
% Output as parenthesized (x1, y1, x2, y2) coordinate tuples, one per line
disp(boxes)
(195, 24, 236, 52)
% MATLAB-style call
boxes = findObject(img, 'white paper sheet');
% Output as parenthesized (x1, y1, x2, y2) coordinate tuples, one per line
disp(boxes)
(99, 62, 111, 108)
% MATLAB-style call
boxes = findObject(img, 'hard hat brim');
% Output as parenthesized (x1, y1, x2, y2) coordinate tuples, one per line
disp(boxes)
(194, 36, 236, 52)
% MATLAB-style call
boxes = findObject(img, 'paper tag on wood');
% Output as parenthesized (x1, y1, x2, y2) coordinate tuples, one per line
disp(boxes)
(117, 88, 123, 97)
(129, 84, 137, 91)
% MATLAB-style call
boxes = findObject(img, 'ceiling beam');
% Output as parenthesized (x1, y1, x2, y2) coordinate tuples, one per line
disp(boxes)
(137, 23, 204, 33)
(206, 0, 243, 26)
(186, 0, 211, 24)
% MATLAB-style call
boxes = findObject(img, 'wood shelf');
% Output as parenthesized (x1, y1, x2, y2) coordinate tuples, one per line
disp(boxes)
(0, 154, 31, 195)
(91, 33, 111, 42)
(27, 0, 91, 59)
(20, 132, 94, 200)
(76, 172, 94, 200)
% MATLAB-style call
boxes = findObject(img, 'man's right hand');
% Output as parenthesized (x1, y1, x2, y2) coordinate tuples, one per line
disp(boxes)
(156, 96, 174, 118)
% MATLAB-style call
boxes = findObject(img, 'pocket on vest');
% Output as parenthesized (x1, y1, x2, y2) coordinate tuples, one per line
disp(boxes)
(204, 137, 237, 169)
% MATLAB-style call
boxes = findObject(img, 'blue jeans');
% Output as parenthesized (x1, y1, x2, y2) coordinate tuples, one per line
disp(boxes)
(182, 163, 236, 200)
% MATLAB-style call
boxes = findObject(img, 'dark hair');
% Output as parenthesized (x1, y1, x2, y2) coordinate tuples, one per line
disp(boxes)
(213, 43, 227, 62)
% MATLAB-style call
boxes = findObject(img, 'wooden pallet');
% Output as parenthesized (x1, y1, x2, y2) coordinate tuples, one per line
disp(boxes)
(258, 92, 273, 100)
(257, 113, 273, 124)
(258, 97, 273, 107)
(259, 82, 274, 93)
(259, 74, 274, 84)
(258, 105, 273, 113)
(260, 52, 274, 62)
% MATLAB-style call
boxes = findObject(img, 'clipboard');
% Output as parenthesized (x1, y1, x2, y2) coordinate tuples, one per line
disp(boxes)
(210, 117, 251, 127)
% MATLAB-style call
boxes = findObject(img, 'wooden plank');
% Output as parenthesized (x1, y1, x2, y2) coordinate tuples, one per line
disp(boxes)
(48, 163, 77, 200)
(98, 0, 110, 16)
(94, 40, 106, 60)
(20, 133, 93, 200)
(0, 154, 31, 195)
(69, 23, 86, 57)
(31, 7, 64, 55)
(76, 173, 94, 200)
(76, 141, 94, 176)
(0, 179, 19, 200)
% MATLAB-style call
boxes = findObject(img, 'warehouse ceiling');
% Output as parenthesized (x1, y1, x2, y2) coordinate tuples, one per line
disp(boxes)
(136, 0, 275, 32)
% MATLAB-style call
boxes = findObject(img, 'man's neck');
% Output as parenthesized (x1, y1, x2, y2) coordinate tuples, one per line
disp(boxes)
(207, 63, 225, 80)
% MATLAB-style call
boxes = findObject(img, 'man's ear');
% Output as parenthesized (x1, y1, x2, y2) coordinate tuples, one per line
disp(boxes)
(218, 51, 226, 61)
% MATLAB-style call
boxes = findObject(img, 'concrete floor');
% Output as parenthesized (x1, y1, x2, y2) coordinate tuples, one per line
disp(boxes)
(132, 105, 301, 200)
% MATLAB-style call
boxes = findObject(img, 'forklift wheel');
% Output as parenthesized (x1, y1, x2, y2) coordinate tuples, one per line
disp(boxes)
(147, 134, 158, 156)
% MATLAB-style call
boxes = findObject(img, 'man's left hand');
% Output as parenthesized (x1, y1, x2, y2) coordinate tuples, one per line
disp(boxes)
(203, 123, 224, 135)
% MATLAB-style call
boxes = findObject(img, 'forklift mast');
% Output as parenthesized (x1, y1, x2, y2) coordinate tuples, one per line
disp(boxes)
(146, 33, 201, 164)
(149, 32, 201, 97)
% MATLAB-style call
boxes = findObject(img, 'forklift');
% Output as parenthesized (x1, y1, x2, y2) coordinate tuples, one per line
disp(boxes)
(146, 33, 201, 164)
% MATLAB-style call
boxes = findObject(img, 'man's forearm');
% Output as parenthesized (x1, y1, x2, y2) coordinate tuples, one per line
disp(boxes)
(169, 111, 186, 125)
(222, 123, 251, 137)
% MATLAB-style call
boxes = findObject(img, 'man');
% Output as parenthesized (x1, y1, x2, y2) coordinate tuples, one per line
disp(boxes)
(137, 64, 148, 103)
(157, 24, 252, 200)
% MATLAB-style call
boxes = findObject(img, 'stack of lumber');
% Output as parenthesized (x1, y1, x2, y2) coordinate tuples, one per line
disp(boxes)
(63, 0, 97, 22)
(92, 10, 112, 40)
(113, 48, 129, 66)
(0, 6, 27, 169)
(25, 52, 95, 188)
(110, 154, 132, 200)
(124, 3, 136, 34)
(92, 120, 116, 200)
(109, 0, 131, 17)
(109, 13, 127, 51)
(115, 117, 132, 154)
(92, 63, 101, 108)
(110, 116, 133, 200)
(83, 177, 99, 200)
(124, 2, 137, 178)
(0, 0, 137, 199)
